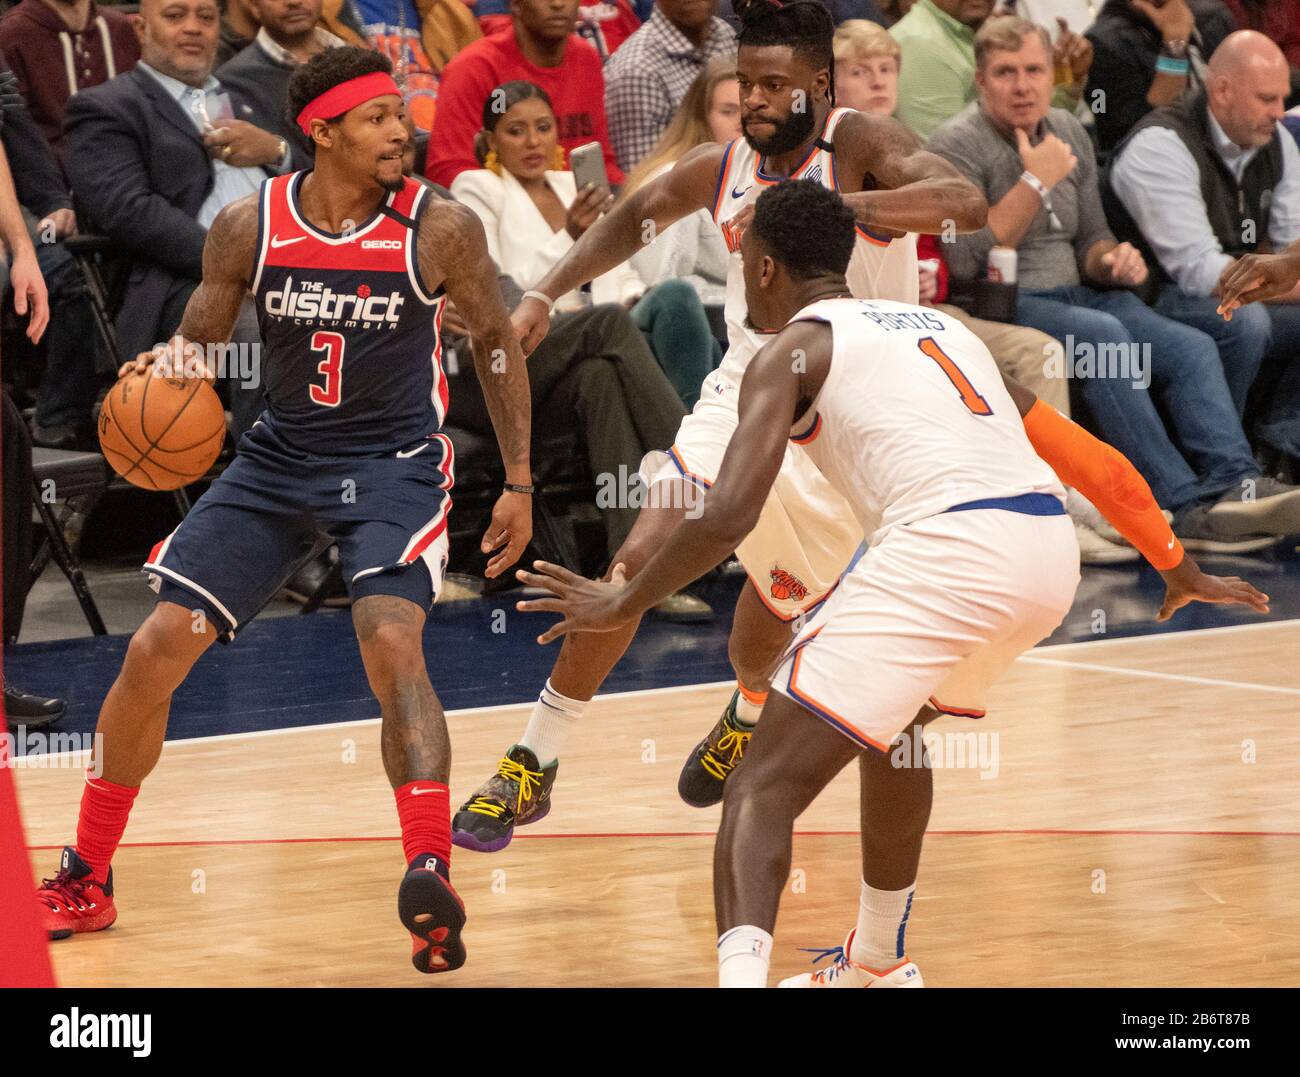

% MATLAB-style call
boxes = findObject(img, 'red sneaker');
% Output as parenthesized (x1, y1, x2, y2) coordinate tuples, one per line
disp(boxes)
(398, 854, 466, 973)
(38, 846, 117, 940)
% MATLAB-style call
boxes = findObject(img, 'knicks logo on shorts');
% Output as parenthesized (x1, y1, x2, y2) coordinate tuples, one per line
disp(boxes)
(769, 567, 808, 603)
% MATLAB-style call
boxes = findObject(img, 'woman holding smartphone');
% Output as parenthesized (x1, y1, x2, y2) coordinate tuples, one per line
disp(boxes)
(452, 80, 721, 408)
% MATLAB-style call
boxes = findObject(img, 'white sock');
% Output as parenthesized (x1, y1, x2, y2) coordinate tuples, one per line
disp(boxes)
(717, 925, 773, 988)
(849, 880, 916, 971)
(519, 680, 585, 767)
(733, 684, 766, 728)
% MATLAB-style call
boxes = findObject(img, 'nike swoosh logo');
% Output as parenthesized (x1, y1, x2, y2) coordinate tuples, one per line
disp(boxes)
(410, 787, 444, 796)
(270, 234, 305, 248)
(731, 184, 752, 199)
(1167, 536, 1176, 549)
(396, 444, 429, 458)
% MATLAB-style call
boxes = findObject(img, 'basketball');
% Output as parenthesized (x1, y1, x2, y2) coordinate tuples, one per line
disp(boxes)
(97, 369, 227, 491)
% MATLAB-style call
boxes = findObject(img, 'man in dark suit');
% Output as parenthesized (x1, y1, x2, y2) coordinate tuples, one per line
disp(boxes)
(217, 0, 345, 173)
(63, 0, 290, 430)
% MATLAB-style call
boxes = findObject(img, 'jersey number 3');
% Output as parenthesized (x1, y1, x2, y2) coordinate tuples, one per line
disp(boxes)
(918, 337, 992, 416)
(309, 331, 345, 407)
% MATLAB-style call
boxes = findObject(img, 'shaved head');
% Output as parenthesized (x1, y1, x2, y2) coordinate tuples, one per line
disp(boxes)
(1207, 30, 1289, 149)
(1208, 29, 1289, 81)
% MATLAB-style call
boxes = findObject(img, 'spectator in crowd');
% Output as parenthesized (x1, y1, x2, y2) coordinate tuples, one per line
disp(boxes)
(0, 0, 140, 178)
(929, 16, 1300, 550)
(217, 0, 261, 64)
(1084, 0, 1236, 157)
(1108, 30, 1300, 468)
(64, 0, 290, 435)
(1, 63, 102, 446)
(413, 127, 708, 618)
(452, 80, 718, 406)
(476, 0, 644, 62)
(338, 0, 480, 131)
(838, 18, 1131, 560)
(217, 0, 345, 170)
(603, 0, 736, 173)
(832, 17, 899, 114)
(428, 0, 622, 189)
(892, 0, 1091, 140)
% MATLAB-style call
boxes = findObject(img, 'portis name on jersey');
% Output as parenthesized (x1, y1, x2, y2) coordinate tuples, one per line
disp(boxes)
(263, 275, 405, 331)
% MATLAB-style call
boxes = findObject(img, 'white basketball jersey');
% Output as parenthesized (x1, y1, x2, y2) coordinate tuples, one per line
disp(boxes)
(786, 297, 1064, 543)
(712, 107, 919, 386)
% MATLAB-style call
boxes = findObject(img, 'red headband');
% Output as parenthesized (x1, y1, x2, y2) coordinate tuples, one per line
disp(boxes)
(296, 72, 402, 136)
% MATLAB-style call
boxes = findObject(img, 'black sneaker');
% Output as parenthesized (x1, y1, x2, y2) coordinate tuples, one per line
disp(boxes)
(398, 853, 466, 974)
(3, 686, 66, 730)
(451, 745, 558, 853)
(678, 691, 754, 808)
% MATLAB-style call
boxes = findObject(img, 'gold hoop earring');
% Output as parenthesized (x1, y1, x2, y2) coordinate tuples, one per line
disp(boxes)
(552, 145, 566, 170)
(485, 149, 502, 175)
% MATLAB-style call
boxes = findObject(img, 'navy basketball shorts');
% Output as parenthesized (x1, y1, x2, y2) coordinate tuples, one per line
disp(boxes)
(143, 419, 454, 641)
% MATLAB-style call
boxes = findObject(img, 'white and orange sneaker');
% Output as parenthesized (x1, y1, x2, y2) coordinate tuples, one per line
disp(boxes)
(779, 930, 924, 988)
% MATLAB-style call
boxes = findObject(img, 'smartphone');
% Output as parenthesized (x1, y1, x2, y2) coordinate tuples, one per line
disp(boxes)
(569, 141, 609, 193)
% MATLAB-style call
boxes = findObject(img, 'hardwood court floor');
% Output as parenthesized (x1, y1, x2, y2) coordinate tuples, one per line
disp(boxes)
(19, 620, 1300, 987)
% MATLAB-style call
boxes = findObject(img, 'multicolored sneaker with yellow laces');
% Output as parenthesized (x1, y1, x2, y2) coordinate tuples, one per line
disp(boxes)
(778, 930, 925, 988)
(451, 744, 558, 852)
(677, 690, 754, 808)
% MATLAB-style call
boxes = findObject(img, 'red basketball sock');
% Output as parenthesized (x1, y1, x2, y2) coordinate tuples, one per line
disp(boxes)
(75, 773, 140, 882)
(394, 781, 451, 871)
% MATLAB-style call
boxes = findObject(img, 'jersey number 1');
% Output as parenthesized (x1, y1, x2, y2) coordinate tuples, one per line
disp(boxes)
(310, 331, 345, 407)
(917, 337, 992, 416)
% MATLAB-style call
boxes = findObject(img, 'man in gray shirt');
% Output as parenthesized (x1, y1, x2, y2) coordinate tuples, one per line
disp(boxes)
(929, 14, 1300, 550)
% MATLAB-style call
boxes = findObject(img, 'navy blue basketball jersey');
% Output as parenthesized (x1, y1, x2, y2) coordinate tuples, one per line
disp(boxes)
(250, 172, 447, 454)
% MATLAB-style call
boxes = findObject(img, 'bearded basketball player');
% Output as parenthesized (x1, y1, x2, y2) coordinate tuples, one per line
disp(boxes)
(451, 0, 992, 852)
(34, 47, 533, 975)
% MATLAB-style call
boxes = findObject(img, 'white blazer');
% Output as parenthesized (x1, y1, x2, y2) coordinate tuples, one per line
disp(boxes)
(450, 167, 645, 312)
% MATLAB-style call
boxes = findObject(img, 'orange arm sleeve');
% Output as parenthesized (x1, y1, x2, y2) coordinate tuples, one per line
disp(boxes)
(1022, 399, 1184, 571)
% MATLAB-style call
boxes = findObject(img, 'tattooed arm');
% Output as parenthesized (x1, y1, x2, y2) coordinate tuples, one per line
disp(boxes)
(832, 111, 988, 237)
(118, 193, 258, 379)
(420, 199, 533, 577)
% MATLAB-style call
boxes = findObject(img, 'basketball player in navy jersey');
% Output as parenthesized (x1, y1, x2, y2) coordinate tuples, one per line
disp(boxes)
(34, 47, 533, 975)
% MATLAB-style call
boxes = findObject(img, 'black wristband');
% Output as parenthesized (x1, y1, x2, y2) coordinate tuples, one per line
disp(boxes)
(503, 482, 535, 495)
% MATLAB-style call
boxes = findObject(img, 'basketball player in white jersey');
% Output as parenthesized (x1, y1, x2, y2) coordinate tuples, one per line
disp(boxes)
(452, 0, 991, 850)
(517, 180, 1269, 987)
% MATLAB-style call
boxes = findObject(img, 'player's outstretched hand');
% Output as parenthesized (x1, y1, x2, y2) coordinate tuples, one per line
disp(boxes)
(1156, 554, 1270, 622)
(1216, 250, 1300, 318)
(481, 490, 533, 578)
(511, 295, 551, 357)
(516, 561, 631, 644)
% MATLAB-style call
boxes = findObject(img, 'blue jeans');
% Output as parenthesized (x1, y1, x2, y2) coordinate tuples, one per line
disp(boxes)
(631, 278, 722, 409)
(1017, 285, 1258, 513)
(1153, 285, 1271, 416)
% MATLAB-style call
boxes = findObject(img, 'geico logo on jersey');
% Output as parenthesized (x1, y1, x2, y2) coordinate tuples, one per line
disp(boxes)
(361, 239, 404, 250)
(263, 275, 405, 328)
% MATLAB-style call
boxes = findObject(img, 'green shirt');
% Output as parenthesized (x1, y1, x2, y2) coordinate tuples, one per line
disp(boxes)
(892, 0, 1080, 142)
(893, 0, 976, 141)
